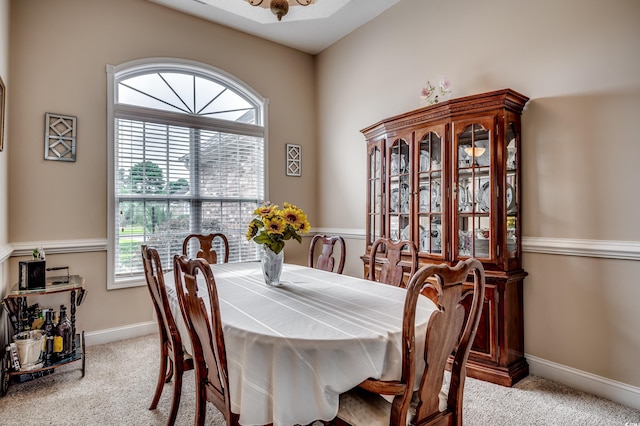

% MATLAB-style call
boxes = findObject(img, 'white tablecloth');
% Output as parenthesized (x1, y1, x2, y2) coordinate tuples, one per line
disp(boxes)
(164, 261, 436, 426)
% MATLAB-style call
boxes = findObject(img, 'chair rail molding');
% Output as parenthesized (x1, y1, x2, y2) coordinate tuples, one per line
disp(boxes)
(313, 228, 365, 240)
(312, 231, 640, 261)
(6, 236, 638, 261)
(0, 242, 12, 263)
(522, 237, 640, 261)
(10, 238, 108, 257)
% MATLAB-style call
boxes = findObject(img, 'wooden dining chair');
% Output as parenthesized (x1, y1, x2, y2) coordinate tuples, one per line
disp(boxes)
(368, 237, 418, 287)
(141, 245, 194, 426)
(335, 259, 486, 426)
(308, 234, 346, 274)
(182, 233, 230, 264)
(173, 254, 238, 426)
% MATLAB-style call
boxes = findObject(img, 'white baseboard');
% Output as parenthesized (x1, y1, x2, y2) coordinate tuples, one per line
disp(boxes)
(83, 321, 157, 347)
(526, 354, 640, 410)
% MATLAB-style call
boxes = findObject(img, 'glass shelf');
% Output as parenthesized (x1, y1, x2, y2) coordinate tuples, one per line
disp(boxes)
(7, 275, 85, 297)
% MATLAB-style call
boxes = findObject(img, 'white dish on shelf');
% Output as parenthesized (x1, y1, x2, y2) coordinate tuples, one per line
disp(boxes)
(419, 185, 429, 211)
(390, 184, 410, 213)
(507, 146, 517, 170)
(390, 188, 398, 212)
(506, 183, 516, 213)
(458, 181, 473, 212)
(400, 224, 410, 240)
(477, 181, 491, 212)
(477, 181, 516, 213)
(431, 180, 442, 212)
(420, 150, 430, 172)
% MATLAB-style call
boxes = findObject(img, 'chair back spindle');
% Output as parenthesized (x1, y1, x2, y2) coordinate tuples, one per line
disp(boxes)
(368, 237, 418, 287)
(182, 233, 230, 264)
(308, 234, 346, 274)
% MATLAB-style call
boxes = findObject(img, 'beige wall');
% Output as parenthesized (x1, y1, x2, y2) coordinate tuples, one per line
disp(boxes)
(6, 0, 316, 333)
(316, 0, 640, 388)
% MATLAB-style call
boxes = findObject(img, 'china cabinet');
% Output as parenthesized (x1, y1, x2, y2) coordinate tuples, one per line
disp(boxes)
(361, 89, 529, 386)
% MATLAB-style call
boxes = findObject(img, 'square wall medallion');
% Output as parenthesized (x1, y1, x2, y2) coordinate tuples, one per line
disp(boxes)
(286, 144, 301, 176)
(45, 113, 77, 162)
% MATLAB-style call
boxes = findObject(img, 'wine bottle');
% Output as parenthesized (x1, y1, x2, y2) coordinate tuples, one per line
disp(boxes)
(56, 305, 73, 358)
(42, 309, 55, 364)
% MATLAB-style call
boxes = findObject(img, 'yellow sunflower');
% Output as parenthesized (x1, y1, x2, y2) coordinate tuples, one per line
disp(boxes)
(246, 221, 260, 240)
(254, 204, 277, 217)
(297, 218, 311, 234)
(281, 205, 305, 228)
(264, 216, 286, 235)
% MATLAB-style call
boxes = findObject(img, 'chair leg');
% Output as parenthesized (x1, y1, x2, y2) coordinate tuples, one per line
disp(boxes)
(167, 361, 183, 426)
(150, 351, 169, 410)
(165, 359, 175, 383)
(230, 412, 241, 426)
(195, 385, 207, 426)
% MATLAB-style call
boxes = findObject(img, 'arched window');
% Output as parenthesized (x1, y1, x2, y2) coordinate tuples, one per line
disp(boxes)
(107, 58, 267, 289)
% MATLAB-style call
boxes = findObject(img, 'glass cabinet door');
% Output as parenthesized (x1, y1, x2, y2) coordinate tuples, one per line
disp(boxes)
(506, 120, 519, 259)
(367, 142, 383, 246)
(387, 137, 411, 243)
(455, 120, 493, 260)
(416, 129, 445, 256)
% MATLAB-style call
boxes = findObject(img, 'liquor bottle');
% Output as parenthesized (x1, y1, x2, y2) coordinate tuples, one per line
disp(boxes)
(56, 305, 73, 358)
(42, 309, 55, 364)
(42, 309, 55, 334)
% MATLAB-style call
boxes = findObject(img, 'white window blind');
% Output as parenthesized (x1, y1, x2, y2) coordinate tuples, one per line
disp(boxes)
(108, 60, 266, 288)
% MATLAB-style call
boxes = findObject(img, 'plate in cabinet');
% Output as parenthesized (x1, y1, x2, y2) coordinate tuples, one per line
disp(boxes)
(390, 184, 410, 213)
(477, 182, 516, 213)
(506, 183, 516, 213)
(477, 181, 491, 212)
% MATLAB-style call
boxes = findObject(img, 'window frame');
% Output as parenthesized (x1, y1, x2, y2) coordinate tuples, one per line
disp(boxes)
(106, 58, 269, 289)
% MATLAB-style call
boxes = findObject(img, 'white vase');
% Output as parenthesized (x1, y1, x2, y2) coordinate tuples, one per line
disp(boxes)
(261, 246, 284, 286)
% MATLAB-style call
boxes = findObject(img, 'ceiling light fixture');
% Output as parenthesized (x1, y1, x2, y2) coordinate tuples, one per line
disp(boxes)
(464, 144, 486, 158)
(248, 0, 313, 21)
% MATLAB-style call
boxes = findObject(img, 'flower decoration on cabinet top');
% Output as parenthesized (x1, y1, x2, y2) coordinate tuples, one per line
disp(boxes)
(247, 202, 311, 254)
(420, 76, 452, 106)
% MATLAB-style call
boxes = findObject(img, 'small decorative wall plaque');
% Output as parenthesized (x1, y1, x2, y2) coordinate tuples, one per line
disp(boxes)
(45, 113, 77, 162)
(286, 144, 301, 176)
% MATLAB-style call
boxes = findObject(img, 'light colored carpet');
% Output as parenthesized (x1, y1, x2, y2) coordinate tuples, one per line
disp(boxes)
(0, 333, 638, 425)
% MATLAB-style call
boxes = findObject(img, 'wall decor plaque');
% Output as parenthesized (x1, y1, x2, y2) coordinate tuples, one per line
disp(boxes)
(286, 143, 301, 176)
(45, 113, 77, 162)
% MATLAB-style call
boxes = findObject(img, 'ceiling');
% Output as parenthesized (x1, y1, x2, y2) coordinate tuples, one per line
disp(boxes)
(148, 0, 400, 55)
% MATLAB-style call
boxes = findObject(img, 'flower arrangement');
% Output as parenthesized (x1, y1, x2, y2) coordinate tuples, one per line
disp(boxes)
(420, 76, 452, 106)
(246, 202, 311, 254)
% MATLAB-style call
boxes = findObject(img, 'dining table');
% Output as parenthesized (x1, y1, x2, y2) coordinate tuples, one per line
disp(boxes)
(163, 261, 436, 426)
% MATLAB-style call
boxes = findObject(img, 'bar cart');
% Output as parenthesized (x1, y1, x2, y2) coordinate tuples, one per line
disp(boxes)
(1, 274, 87, 396)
